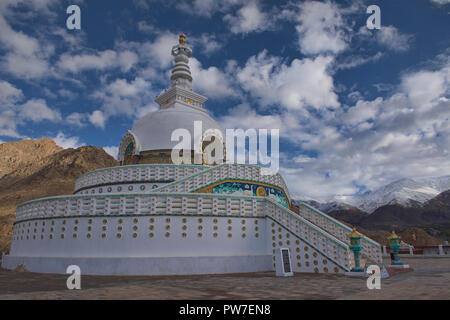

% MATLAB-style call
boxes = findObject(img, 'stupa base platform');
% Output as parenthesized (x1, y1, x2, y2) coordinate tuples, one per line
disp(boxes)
(388, 264, 410, 268)
(344, 271, 366, 277)
(386, 265, 413, 276)
(1, 254, 273, 276)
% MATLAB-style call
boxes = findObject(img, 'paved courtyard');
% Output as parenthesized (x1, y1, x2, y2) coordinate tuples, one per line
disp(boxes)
(0, 257, 448, 299)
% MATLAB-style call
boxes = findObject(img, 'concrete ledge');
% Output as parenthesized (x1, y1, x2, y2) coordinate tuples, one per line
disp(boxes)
(1, 254, 273, 275)
(395, 255, 450, 259)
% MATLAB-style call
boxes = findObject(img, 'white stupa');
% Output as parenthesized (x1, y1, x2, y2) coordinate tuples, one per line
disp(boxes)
(1, 34, 382, 275)
(118, 33, 223, 165)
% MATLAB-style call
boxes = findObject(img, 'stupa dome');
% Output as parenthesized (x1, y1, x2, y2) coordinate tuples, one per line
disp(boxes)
(130, 104, 224, 152)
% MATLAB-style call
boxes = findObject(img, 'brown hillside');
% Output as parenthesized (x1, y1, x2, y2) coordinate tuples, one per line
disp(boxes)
(0, 139, 118, 253)
(0, 138, 62, 180)
(399, 227, 442, 246)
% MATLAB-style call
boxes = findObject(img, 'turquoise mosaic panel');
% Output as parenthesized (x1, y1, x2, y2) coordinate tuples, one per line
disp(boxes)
(212, 181, 288, 208)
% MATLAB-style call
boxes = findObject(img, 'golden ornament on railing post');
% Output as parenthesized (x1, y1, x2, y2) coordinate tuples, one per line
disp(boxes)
(387, 230, 405, 266)
(347, 227, 364, 272)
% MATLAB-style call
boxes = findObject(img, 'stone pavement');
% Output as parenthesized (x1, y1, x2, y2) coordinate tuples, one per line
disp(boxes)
(0, 257, 448, 299)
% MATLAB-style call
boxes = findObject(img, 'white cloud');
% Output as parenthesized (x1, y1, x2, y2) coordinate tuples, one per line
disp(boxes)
(280, 167, 360, 200)
(103, 146, 119, 159)
(0, 80, 23, 103)
(115, 32, 178, 83)
(0, 9, 52, 79)
(0, 15, 41, 56)
(0, 81, 22, 138)
(218, 103, 302, 141)
(236, 50, 339, 110)
(429, 0, 450, 5)
(90, 77, 159, 125)
(286, 2, 410, 57)
(66, 112, 86, 127)
(58, 89, 77, 100)
(335, 52, 384, 70)
(89, 110, 106, 129)
(3, 0, 60, 14)
(2, 53, 49, 79)
(217, 53, 450, 201)
(117, 50, 139, 72)
(19, 99, 61, 122)
(376, 25, 412, 52)
(342, 97, 382, 126)
(0, 82, 62, 138)
(293, 155, 315, 163)
(191, 33, 223, 55)
(57, 49, 138, 73)
(137, 21, 158, 33)
(293, 1, 349, 55)
(51, 27, 86, 49)
(133, 0, 152, 10)
(190, 58, 237, 98)
(286, 72, 450, 199)
(42, 88, 57, 100)
(143, 32, 179, 69)
(52, 132, 85, 149)
(177, 0, 218, 17)
(1, 1, 133, 80)
(176, 0, 239, 17)
(224, 1, 269, 34)
(0, 110, 21, 138)
(401, 67, 448, 110)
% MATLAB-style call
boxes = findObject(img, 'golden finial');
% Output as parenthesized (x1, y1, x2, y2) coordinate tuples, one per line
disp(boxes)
(347, 227, 362, 239)
(387, 230, 400, 240)
(179, 33, 186, 45)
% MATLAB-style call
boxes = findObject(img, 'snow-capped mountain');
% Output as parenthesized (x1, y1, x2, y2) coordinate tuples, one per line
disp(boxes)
(292, 199, 359, 213)
(347, 176, 450, 213)
(294, 175, 450, 214)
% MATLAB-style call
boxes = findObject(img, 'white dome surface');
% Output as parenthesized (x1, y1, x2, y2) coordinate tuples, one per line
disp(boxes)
(131, 104, 224, 151)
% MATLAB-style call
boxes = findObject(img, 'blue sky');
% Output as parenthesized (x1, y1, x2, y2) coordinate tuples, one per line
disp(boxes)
(0, 0, 449, 201)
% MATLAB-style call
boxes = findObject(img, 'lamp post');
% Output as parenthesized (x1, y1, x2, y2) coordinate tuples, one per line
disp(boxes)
(347, 227, 364, 272)
(387, 231, 405, 266)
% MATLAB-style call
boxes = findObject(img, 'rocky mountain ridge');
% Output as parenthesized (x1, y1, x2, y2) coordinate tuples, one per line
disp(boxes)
(0, 138, 118, 253)
(295, 190, 450, 245)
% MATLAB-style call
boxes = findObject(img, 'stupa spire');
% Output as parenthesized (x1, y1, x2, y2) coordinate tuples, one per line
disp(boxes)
(154, 33, 207, 110)
(170, 33, 193, 90)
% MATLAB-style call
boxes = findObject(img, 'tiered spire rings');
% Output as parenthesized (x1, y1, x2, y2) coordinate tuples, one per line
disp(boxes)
(171, 33, 193, 89)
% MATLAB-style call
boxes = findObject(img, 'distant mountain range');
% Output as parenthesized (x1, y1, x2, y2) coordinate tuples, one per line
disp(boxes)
(295, 175, 450, 214)
(293, 176, 450, 244)
(345, 176, 450, 213)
